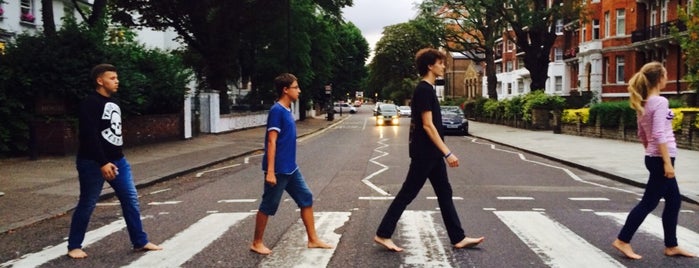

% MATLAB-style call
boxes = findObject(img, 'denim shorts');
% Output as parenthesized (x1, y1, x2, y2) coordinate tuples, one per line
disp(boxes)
(258, 169, 313, 215)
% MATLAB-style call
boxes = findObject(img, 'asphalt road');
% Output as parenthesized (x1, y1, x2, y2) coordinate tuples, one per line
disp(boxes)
(2, 106, 698, 267)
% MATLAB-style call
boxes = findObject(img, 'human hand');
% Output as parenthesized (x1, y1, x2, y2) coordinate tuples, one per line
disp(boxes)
(664, 163, 675, 179)
(265, 173, 277, 186)
(446, 154, 459, 168)
(100, 163, 118, 181)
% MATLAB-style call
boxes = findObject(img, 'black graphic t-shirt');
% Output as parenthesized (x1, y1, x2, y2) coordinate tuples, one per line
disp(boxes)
(77, 92, 124, 166)
(409, 80, 444, 159)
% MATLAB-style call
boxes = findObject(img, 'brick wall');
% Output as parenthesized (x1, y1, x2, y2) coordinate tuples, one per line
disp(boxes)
(122, 113, 183, 147)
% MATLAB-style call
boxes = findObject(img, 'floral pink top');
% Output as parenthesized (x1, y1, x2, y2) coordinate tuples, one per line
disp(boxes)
(637, 95, 677, 157)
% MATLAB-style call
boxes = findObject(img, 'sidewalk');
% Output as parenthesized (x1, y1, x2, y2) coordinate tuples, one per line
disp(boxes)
(467, 121, 699, 205)
(1, 118, 697, 234)
(0, 116, 343, 234)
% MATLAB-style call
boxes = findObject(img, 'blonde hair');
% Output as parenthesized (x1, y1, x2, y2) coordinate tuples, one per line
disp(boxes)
(627, 62, 666, 115)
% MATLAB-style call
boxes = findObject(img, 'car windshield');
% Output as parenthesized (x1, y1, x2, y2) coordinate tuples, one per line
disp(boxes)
(441, 106, 463, 115)
(399, 106, 410, 110)
(380, 105, 396, 112)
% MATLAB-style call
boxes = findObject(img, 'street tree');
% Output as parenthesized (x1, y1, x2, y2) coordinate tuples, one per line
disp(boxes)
(497, 0, 584, 91)
(435, 0, 507, 100)
(368, 4, 443, 104)
(110, 0, 352, 114)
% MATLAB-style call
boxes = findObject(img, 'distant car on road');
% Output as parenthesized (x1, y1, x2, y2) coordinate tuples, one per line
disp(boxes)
(440, 106, 468, 135)
(376, 104, 399, 126)
(397, 106, 412, 117)
(333, 103, 357, 114)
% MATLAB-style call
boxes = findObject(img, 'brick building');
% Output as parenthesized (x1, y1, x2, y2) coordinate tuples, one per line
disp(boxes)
(564, 0, 690, 102)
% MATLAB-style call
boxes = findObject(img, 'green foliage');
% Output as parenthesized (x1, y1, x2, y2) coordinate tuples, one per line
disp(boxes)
(521, 91, 566, 122)
(675, 4, 699, 93)
(561, 108, 590, 124)
(0, 16, 191, 156)
(588, 101, 635, 128)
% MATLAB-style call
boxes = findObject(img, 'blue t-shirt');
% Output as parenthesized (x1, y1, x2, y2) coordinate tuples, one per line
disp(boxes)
(262, 102, 298, 174)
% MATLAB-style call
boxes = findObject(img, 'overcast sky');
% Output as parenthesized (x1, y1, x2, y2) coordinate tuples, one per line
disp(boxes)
(341, 0, 420, 63)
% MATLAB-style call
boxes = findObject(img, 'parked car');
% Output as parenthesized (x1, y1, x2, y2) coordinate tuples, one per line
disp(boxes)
(397, 106, 412, 117)
(376, 104, 400, 126)
(333, 103, 357, 114)
(440, 106, 468, 135)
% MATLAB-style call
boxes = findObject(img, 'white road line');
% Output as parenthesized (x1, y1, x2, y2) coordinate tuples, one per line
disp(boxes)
(244, 153, 263, 164)
(124, 213, 251, 268)
(217, 199, 257, 203)
(361, 138, 390, 196)
(96, 202, 120, 206)
(494, 211, 624, 268)
(259, 212, 350, 268)
(483, 208, 497, 211)
(399, 211, 452, 267)
(469, 138, 639, 196)
(359, 196, 395, 200)
(1, 218, 130, 268)
(595, 212, 699, 254)
(195, 164, 241, 177)
(426, 196, 464, 200)
(148, 201, 182, 205)
(497, 196, 535, 200)
(569, 197, 610, 201)
(149, 188, 171, 195)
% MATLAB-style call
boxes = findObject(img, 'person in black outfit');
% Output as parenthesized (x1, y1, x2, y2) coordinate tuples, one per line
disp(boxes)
(373, 48, 484, 252)
(67, 64, 162, 259)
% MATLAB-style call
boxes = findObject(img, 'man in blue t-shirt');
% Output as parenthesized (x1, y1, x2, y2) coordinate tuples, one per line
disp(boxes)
(250, 73, 333, 255)
(374, 48, 485, 252)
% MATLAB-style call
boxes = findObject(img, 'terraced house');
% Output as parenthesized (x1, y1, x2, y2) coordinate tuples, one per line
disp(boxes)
(562, 0, 691, 101)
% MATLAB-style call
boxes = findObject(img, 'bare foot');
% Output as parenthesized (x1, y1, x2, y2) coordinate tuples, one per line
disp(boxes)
(135, 242, 163, 252)
(454, 236, 485, 249)
(373, 236, 403, 252)
(67, 248, 88, 259)
(612, 239, 642, 260)
(250, 243, 272, 255)
(308, 240, 334, 249)
(664, 247, 696, 257)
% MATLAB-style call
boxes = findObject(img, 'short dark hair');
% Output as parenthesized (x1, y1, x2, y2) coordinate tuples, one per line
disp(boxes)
(415, 48, 446, 77)
(274, 73, 297, 97)
(91, 64, 117, 86)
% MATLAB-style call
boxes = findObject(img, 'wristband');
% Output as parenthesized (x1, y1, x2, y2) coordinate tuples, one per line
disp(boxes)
(444, 152, 452, 158)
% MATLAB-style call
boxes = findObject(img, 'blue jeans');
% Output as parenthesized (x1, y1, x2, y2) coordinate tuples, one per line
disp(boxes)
(376, 158, 466, 244)
(258, 169, 314, 216)
(618, 156, 681, 247)
(68, 157, 149, 250)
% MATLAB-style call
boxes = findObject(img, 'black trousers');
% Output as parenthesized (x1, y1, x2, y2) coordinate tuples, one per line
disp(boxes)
(376, 158, 466, 244)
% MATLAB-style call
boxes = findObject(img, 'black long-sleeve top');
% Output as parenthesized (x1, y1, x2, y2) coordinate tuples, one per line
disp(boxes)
(77, 92, 124, 166)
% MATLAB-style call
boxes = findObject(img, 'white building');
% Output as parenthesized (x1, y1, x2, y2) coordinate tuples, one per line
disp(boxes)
(0, 0, 180, 52)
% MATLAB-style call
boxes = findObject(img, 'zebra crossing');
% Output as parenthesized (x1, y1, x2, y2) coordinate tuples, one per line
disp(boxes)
(2, 210, 697, 267)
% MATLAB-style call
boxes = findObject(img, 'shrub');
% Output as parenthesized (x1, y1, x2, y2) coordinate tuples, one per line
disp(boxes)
(672, 108, 699, 131)
(561, 108, 589, 124)
(521, 91, 566, 122)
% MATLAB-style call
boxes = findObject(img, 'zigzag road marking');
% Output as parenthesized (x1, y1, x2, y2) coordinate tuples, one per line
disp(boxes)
(494, 211, 624, 268)
(596, 212, 699, 254)
(362, 138, 390, 196)
(259, 212, 350, 268)
(124, 213, 251, 268)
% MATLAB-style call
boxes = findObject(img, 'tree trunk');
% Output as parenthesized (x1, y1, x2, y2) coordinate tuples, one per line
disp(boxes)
(525, 47, 549, 91)
(485, 52, 498, 99)
(41, 0, 56, 36)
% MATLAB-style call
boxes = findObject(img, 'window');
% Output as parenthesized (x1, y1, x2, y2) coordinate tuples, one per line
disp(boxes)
(616, 56, 625, 83)
(592, 20, 600, 40)
(517, 57, 524, 69)
(20, 0, 35, 22)
(506, 61, 513, 72)
(556, 19, 564, 34)
(603, 57, 609, 84)
(554, 48, 563, 61)
(507, 40, 515, 51)
(507, 83, 512, 94)
(555, 76, 563, 91)
(604, 12, 610, 38)
(581, 22, 586, 42)
(661, 0, 667, 23)
(496, 63, 502, 74)
(650, 2, 657, 27)
(616, 9, 625, 36)
(517, 79, 524, 93)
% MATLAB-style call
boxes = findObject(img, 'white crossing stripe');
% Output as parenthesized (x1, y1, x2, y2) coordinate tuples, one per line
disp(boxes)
(217, 199, 257, 203)
(359, 196, 395, 200)
(148, 201, 182, 205)
(595, 212, 699, 254)
(124, 213, 251, 268)
(398, 211, 452, 267)
(569, 197, 610, 201)
(494, 211, 624, 268)
(497, 196, 534, 200)
(1, 219, 128, 268)
(259, 212, 350, 268)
